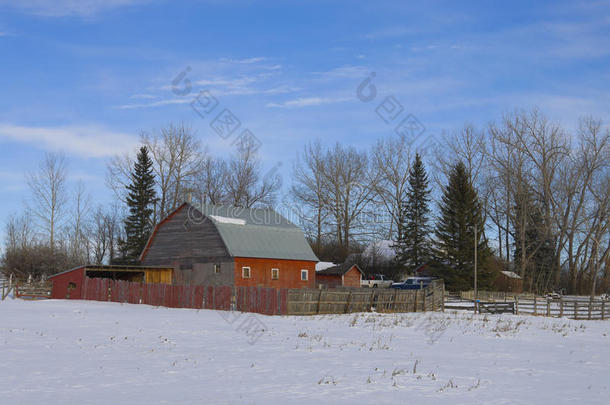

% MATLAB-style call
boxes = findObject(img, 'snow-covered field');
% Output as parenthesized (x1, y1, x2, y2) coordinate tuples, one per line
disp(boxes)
(0, 299, 608, 404)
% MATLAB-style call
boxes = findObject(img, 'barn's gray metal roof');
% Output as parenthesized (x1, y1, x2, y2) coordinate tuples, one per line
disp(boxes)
(192, 203, 319, 262)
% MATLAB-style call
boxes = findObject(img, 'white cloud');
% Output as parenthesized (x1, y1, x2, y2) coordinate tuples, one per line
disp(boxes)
(219, 57, 267, 64)
(0, 124, 138, 157)
(130, 93, 158, 100)
(0, 0, 151, 17)
(266, 97, 352, 108)
(114, 98, 191, 109)
(313, 65, 369, 80)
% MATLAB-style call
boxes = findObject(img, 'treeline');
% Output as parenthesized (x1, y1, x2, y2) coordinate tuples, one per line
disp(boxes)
(1, 109, 609, 294)
(292, 108, 609, 294)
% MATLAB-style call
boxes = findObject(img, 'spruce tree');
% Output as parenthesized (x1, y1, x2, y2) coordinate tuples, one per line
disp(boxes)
(513, 190, 554, 292)
(434, 161, 491, 290)
(118, 146, 157, 264)
(395, 153, 431, 268)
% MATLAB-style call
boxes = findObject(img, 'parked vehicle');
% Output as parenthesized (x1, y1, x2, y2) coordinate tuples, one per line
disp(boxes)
(390, 276, 436, 290)
(361, 274, 394, 288)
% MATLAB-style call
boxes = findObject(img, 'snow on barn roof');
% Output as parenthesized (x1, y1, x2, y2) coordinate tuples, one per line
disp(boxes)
(208, 215, 246, 225)
(316, 262, 337, 271)
(500, 271, 522, 279)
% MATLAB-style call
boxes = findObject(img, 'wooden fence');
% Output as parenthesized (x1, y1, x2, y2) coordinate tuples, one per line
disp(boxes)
(81, 277, 288, 315)
(515, 297, 608, 320)
(460, 290, 536, 302)
(12, 276, 443, 316)
(286, 279, 445, 315)
(14, 282, 52, 300)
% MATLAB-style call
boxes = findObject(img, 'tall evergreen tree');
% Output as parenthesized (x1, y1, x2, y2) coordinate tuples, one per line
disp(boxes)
(434, 161, 492, 290)
(117, 146, 157, 264)
(395, 153, 431, 268)
(513, 190, 555, 293)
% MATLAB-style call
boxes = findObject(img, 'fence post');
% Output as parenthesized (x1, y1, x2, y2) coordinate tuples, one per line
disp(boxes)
(534, 297, 538, 315)
(414, 290, 418, 312)
(546, 300, 551, 317)
(344, 291, 352, 314)
(588, 298, 592, 320)
(574, 301, 578, 320)
(441, 284, 445, 312)
(602, 301, 606, 321)
(423, 289, 428, 312)
(315, 290, 322, 315)
(559, 299, 564, 318)
(392, 289, 398, 313)
(515, 296, 519, 315)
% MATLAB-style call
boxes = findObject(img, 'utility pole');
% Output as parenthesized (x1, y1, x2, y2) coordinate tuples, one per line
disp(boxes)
(591, 235, 599, 300)
(474, 223, 478, 309)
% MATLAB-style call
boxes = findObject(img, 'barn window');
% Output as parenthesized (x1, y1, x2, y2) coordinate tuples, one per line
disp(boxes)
(301, 269, 308, 281)
(242, 267, 251, 279)
(68, 282, 77, 289)
(271, 268, 279, 280)
(214, 264, 220, 274)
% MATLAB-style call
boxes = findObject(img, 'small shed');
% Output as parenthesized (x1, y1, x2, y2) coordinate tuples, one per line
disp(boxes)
(316, 263, 364, 289)
(493, 270, 523, 293)
(49, 265, 173, 300)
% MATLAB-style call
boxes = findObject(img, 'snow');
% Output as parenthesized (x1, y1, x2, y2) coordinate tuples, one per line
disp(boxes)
(209, 215, 247, 225)
(500, 271, 522, 279)
(315, 262, 337, 271)
(1, 299, 608, 404)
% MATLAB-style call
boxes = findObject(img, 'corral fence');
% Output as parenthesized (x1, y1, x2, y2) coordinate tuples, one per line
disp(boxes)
(476, 301, 515, 314)
(460, 290, 536, 302)
(286, 279, 445, 315)
(456, 294, 609, 320)
(1, 275, 52, 300)
(50, 277, 446, 316)
(514, 296, 607, 320)
(81, 277, 288, 315)
(15, 282, 52, 299)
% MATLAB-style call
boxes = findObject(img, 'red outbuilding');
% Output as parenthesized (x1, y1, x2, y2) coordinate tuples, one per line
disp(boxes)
(48, 265, 173, 299)
(316, 263, 364, 289)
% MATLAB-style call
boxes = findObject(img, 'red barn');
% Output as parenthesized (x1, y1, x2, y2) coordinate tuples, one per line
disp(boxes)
(140, 202, 319, 289)
(316, 263, 364, 288)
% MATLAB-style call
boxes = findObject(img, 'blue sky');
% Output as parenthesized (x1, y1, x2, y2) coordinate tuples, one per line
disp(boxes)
(0, 0, 609, 238)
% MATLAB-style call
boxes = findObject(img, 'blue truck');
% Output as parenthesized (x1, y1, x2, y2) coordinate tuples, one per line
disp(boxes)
(390, 277, 436, 290)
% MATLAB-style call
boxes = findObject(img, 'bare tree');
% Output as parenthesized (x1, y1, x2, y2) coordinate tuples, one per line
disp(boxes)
(194, 156, 228, 205)
(66, 181, 92, 262)
(142, 123, 206, 220)
(370, 134, 412, 240)
(321, 143, 374, 254)
(225, 143, 281, 208)
(433, 124, 487, 188)
(105, 152, 133, 204)
(26, 152, 68, 252)
(292, 141, 329, 253)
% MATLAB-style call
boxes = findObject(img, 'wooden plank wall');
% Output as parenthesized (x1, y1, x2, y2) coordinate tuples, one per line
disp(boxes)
(75, 277, 447, 317)
(286, 279, 445, 316)
(80, 277, 287, 315)
(460, 290, 536, 302)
